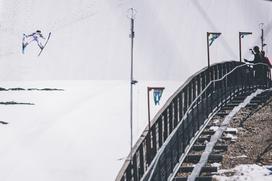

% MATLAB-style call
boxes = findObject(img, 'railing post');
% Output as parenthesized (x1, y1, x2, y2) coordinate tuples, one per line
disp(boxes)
(201, 72, 206, 90)
(139, 146, 144, 178)
(163, 113, 168, 142)
(182, 119, 186, 152)
(146, 134, 151, 167)
(207, 68, 211, 86)
(169, 107, 173, 134)
(193, 78, 196, 100)
(200, 93, 205, 125)
(219, 64, 222, 78)
(189, 83, 192, 107)
(152, 126, 157, 158)
(174, 98, 179, 127)
(214, 65, 218, 80)
(158, 118, 163, 148)
(126, 163, 132, 181)
(196, 98, 200, 131)
(176, 127, 181, 159)
(132, 155, 138, 180)
(180, 93, 184, 120)
(184, 90, 188, 117)
(209, 85, 213, 113)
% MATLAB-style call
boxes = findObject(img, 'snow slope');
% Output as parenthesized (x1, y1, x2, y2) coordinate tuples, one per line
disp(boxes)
(0, 80, 180, 181)
(0, 0, 271, 81)
(0, 0, 271, 180)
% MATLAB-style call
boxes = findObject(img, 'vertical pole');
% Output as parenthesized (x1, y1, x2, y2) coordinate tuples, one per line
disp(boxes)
(147, 87, 151, 130)
(239, 32, 252, 62)
(129, 11, 135, 161)
(239, 32, 242, 62)
(261, 28, 264, 51)
(207, 32, 211, 87)
(207, 32, 210, 68)
(146, 87, 151, 165)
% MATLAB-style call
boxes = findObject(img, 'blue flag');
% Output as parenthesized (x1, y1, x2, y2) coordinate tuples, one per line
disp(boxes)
(209, 33, 221, 46)
(153, 89, 164, 105)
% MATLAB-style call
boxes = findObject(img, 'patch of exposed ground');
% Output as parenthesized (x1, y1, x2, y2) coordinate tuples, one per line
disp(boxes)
(221, 97, 272, 169)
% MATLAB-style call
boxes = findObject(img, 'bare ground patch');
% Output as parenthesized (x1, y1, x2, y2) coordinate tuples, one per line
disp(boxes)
(221, 98, 272, 169)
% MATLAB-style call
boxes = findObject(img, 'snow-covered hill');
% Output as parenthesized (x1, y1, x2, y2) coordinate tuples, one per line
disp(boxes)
(0, 80, 180, 180)
(0, 0, 271, 180)
(0, 0, 271, 81)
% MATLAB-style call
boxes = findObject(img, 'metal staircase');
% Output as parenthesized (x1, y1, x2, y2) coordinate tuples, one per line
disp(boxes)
(116, 61, 272, 181)
(172, 91, 272, 181)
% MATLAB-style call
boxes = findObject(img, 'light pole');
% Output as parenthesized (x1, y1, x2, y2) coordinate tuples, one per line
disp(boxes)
(239, 32, 252, 62)
(127, 8, 137, 161)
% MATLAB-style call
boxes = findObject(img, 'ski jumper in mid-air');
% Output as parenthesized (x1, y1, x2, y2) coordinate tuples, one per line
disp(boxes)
(22, 30, 51, 56)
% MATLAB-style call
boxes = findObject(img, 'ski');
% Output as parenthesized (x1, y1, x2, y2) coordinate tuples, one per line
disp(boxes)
(22, 34, 27, 54)
(38, 32, 51, 56)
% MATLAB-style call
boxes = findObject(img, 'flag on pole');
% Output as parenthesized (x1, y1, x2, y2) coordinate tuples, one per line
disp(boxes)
(240, 32, 252, 38)
(208, 33, 221, 46)
(153, 88, 164, 105)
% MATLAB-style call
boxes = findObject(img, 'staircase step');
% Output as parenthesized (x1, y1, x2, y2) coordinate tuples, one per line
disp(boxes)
(231, 99, 262, 105)
(232, 96, 247, 101)
(224, 102, 256, 107)
(184, 154, 223, 163)
(251, 96, 269, 103)
(250, 99, 263, 103)
(173, 176, 213, 181)
(197, 136, 231, 143)
(255, 94, 270, 98)
(220, 102, 258, 111)
(225, 103, 240, 107)
(215, 112, 229, 117)
(246, 103, 259, 107)
(178, 166, 217, 173)
(202, 130, 237, 135)
(233, 94, 250, 100)
(220, 106, 234, 110)
(252, 98, 266, 103)
(230, 100, 243, 104)
(192, 145, 228, 151)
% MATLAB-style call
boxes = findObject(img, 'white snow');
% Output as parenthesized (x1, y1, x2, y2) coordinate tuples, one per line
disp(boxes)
(0, 80, 180, 181)
(211, 162, 221, 168)
(213, 119, 220, 125)
(210, 126, 219, 131)
(214, 164, 272, 181)
(229, 155, 247, 159)
(225, 133, 237, 141)
(236, 155, 247, 158)
(226, 127, 238, 133)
